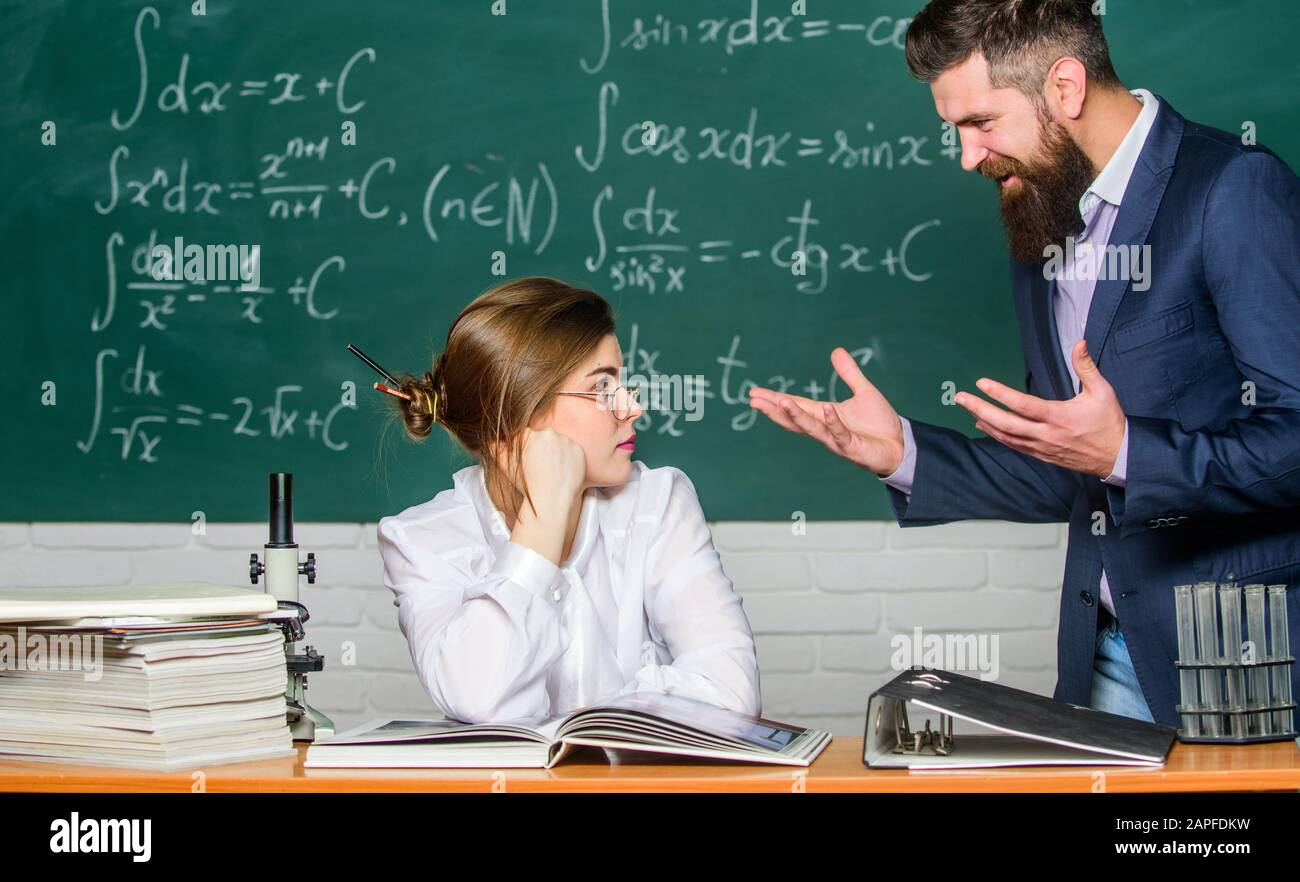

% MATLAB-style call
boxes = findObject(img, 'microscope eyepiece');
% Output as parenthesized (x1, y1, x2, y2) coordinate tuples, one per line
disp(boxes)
(268, 472, 295, 547)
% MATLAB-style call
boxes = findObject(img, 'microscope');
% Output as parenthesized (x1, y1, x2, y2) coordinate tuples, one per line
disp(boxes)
(249, 472, 334, 742)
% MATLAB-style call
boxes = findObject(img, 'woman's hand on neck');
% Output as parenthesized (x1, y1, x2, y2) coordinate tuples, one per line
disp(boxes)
(492, 479, 588, 568)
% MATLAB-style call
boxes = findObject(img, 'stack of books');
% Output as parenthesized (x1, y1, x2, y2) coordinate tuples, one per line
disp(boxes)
(0, 582, 296, 770)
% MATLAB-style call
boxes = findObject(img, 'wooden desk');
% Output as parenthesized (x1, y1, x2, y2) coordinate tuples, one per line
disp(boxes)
(0, 738, 1297, 792)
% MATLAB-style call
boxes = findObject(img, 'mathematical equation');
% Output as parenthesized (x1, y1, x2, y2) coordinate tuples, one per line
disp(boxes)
(94, 229, 345, 331)
(76, 346, 356, 462)
(581, 0, 912, 68)
(589, 189, 940, 295)
(620, 322, 880, 436)
(110, 7, 373, 129)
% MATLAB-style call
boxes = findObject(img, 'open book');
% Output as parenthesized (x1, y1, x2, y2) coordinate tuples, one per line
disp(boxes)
(305, 692, 832, 769)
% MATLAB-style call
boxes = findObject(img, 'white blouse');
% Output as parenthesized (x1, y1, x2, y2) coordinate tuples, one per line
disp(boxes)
(376, 460, 761, 724)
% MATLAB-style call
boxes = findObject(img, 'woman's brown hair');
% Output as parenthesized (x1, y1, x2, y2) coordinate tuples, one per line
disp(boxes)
(388, 276, 615, 525)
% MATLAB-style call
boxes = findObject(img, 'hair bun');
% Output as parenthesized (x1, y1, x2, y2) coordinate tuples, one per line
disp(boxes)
(411, 371, 442, 421)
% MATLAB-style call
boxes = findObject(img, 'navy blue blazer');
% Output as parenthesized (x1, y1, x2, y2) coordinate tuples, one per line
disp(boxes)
(887, 95, 1300, 728)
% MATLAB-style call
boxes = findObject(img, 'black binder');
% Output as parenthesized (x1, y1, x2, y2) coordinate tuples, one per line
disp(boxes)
(863, 669, 1177, 769)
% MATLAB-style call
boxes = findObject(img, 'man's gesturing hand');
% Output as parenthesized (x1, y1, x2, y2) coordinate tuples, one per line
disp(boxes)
(748, 347, 906, 477)
(956, 339, 1126, 477)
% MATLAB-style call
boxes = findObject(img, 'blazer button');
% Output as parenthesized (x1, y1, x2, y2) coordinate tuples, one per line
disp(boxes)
(1080, 590, 1095, 607)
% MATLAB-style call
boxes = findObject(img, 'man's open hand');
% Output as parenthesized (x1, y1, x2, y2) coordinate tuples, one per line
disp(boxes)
(956, 339, 1126, 477)
(748, 347, 906, 477)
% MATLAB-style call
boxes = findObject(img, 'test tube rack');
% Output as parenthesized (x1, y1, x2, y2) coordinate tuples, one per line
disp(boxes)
(1173, 581, 1295, 744)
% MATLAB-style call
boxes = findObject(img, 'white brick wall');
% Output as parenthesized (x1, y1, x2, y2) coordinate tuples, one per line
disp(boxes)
(0, 519, 1067, 736)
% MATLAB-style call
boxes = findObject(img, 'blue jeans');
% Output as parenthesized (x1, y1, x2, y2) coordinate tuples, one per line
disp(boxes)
(1089, 615, 1156, 722)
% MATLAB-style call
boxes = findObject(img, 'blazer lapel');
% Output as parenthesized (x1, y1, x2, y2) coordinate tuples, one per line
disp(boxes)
(1083, 96, 1184, 362)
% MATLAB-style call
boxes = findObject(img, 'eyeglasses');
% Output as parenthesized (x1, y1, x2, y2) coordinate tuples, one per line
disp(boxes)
(556, 383, 642, 420)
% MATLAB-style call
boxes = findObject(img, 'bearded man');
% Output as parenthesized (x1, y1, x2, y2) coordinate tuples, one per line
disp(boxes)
(750, 0, 1300, 727)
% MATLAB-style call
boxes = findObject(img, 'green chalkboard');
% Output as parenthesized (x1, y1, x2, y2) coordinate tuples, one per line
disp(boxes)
(2, 0, 1297, 522)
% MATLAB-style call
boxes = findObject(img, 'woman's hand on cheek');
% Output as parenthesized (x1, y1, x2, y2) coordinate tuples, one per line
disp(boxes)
(500, 428, 587, 566)
(518, 427, 588, 518)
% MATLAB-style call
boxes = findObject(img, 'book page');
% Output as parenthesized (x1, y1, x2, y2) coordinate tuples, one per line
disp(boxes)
(319, 716, 562, 745)
(559, 691, 806, 752)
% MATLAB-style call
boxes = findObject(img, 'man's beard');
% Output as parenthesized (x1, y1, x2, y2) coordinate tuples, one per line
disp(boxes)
(980, 111, 1097, 264)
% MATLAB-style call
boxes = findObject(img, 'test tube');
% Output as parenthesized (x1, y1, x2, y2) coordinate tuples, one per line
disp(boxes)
(1194, 581, 1222, 737)
(1244, 584, 1271, 737)
(1219, 582, 1246, 738)
(1173, 585, 1200, 738)
(1268, 585, 1292, 734)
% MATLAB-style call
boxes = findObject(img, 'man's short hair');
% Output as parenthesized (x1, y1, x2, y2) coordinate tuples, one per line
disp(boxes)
(905, 0, 1122, 101)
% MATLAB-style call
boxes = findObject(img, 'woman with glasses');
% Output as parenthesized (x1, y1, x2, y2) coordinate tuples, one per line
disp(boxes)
(376, 277, 760, 724)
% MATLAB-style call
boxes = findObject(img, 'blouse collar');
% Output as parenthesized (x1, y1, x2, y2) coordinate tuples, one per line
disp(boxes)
(472, 465, 600, 572)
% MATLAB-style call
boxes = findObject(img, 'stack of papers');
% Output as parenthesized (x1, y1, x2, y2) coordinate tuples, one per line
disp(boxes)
(0, 582, 295, 770)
